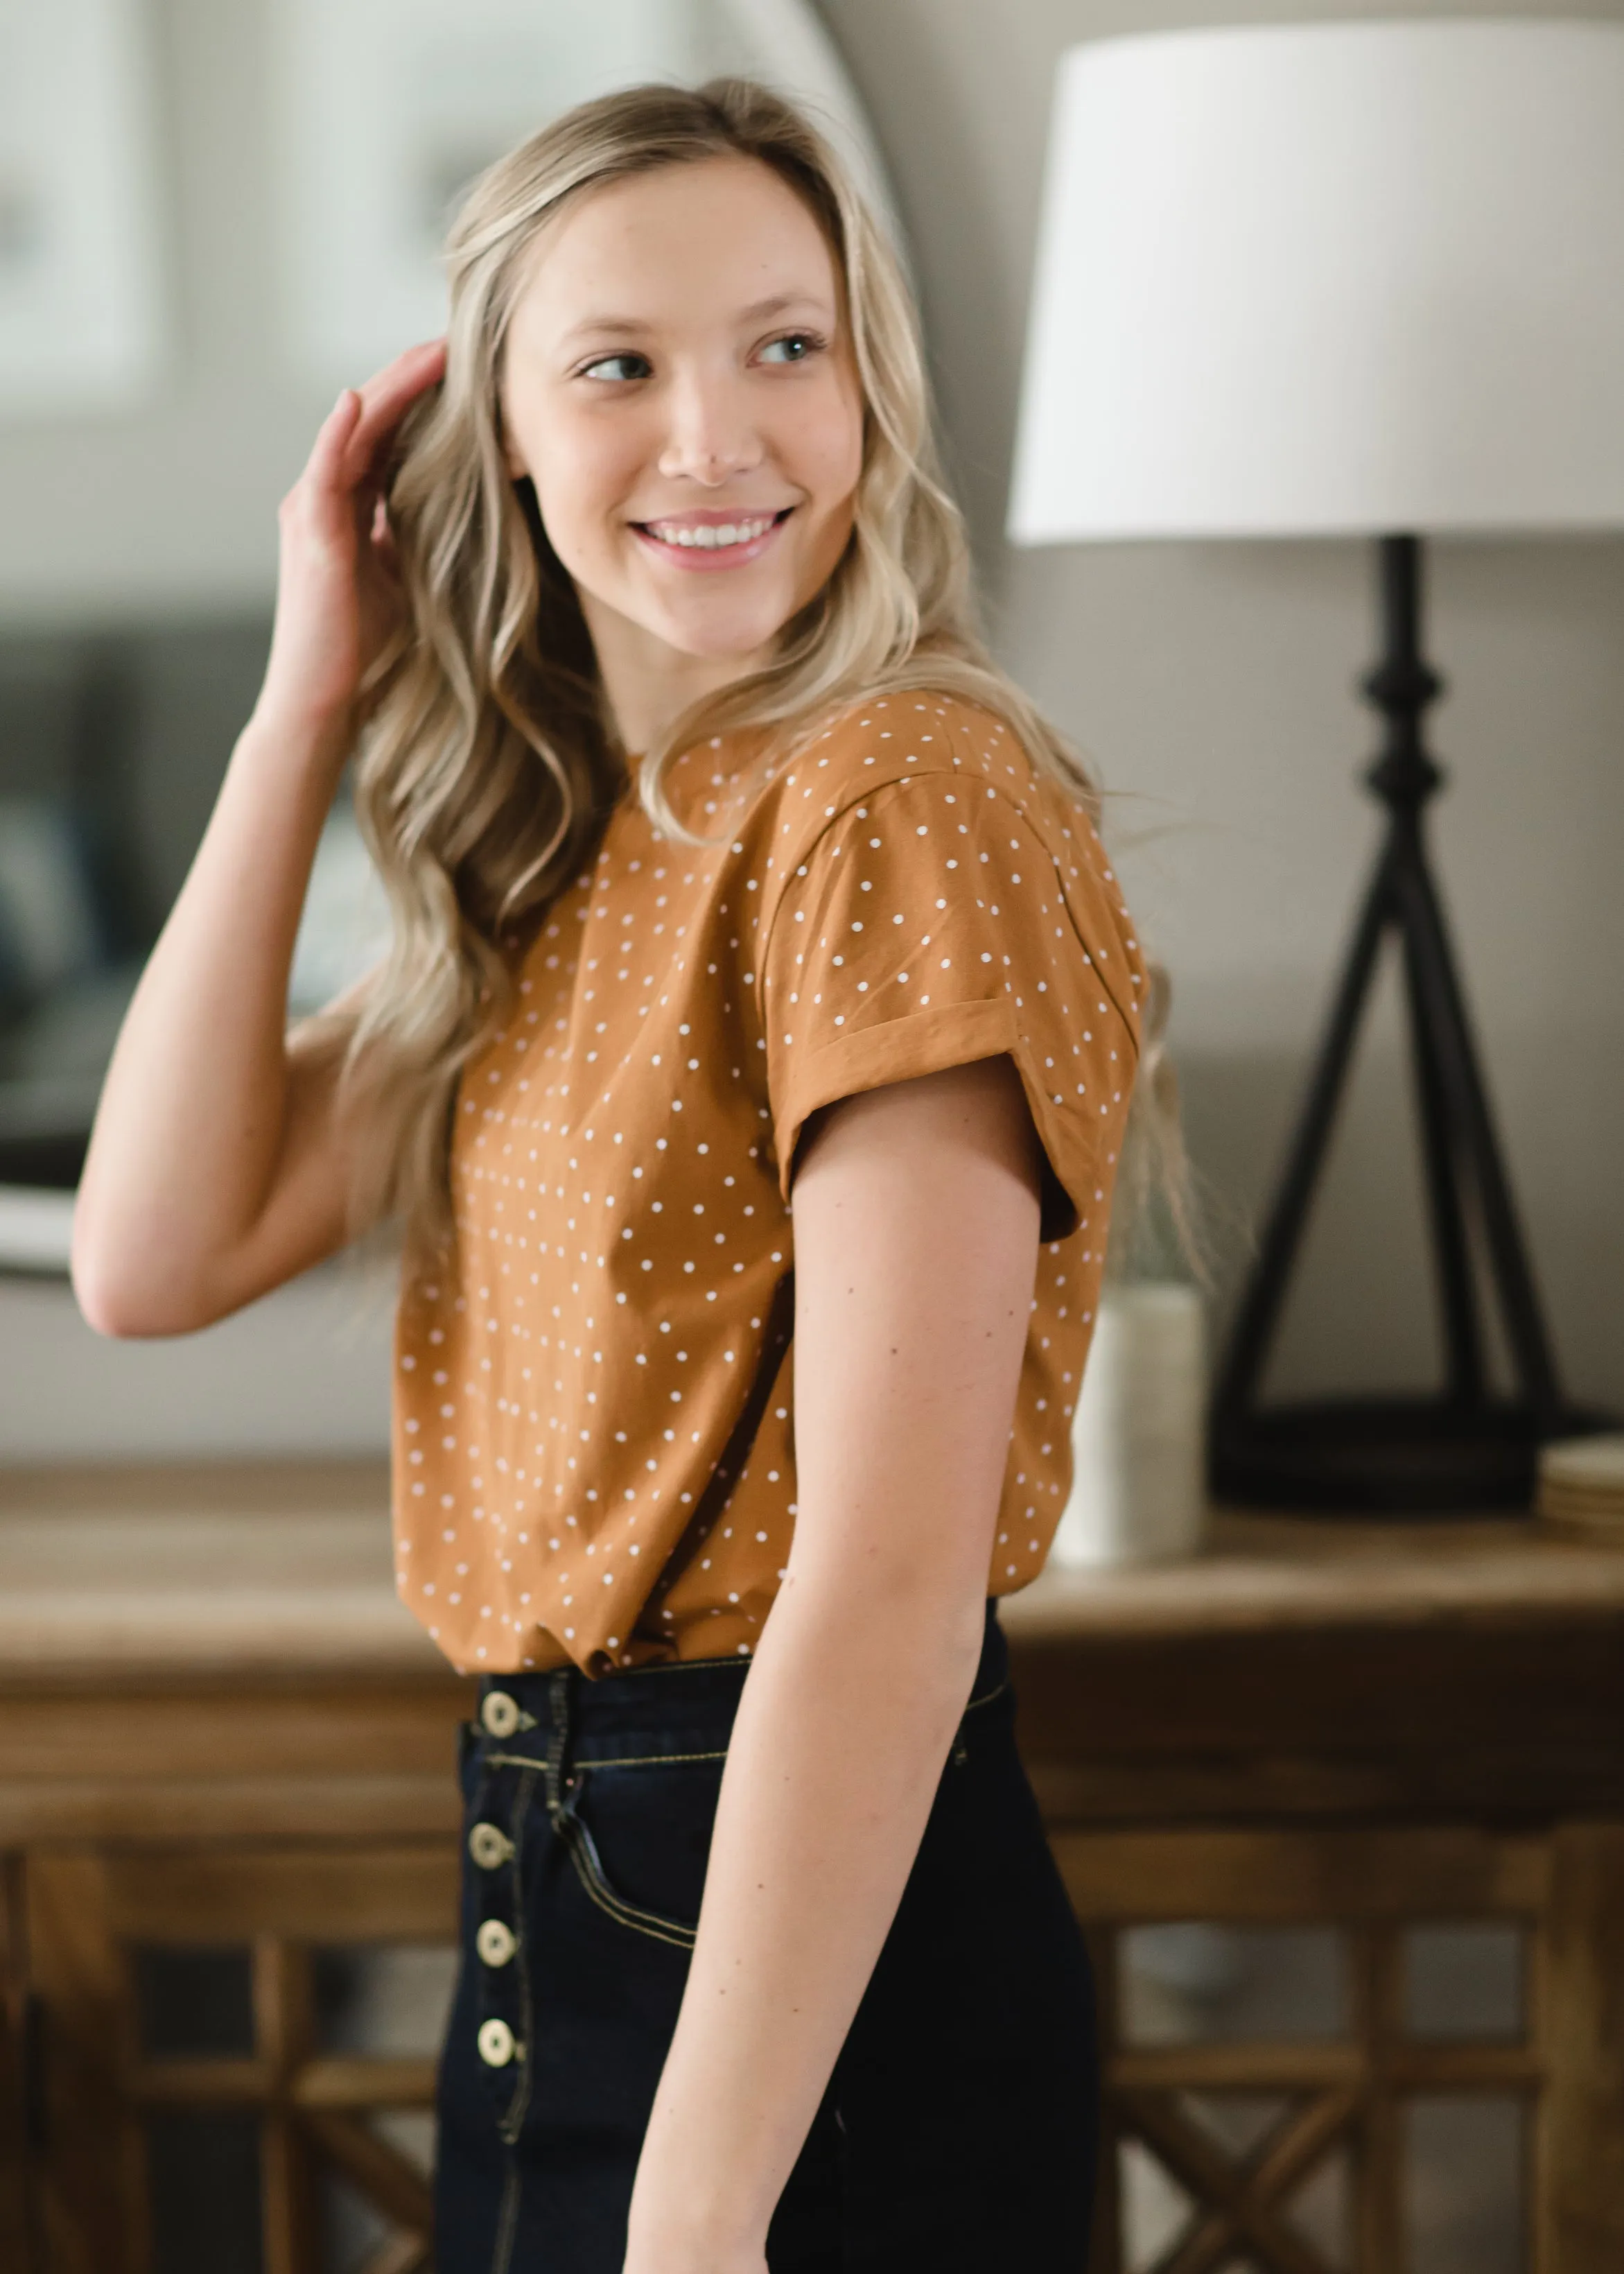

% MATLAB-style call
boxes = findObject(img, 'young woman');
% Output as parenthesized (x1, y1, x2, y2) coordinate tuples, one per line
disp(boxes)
(73, 80, 1147, 2274)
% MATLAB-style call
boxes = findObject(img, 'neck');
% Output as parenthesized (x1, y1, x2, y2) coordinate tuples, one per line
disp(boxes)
(582, 593, 773, 754)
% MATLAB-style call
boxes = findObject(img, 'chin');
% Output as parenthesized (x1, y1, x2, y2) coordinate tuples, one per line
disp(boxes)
(651, 593, 798, 663)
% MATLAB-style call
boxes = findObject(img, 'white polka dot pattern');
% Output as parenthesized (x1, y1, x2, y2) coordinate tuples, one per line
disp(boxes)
(762, 776, 1138, 1237)
(390, 693, 1145, 1679)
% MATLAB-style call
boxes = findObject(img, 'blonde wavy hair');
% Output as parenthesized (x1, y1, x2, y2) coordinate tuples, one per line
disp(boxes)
(299, 77, 1172, 1275)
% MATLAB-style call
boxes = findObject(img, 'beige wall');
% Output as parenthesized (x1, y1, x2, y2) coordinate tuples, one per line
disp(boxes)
(3, 0, 1621, 1411)
(824, 0, 1624, 1412)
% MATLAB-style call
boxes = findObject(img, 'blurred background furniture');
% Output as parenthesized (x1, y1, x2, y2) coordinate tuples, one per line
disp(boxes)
(0, 625, 271, 1190)
(1009, 21, 1624, 1512)
(1, 1460, 1618, 2271)
(0, 625, 399, 1477)
(0, 1461, 463, 2274)
(0, 621, 399, 1199)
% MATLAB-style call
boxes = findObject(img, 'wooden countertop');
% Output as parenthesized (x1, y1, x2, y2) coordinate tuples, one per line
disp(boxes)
(0, 1460, 435, 1686)
(1, 1457, 1621, 1689)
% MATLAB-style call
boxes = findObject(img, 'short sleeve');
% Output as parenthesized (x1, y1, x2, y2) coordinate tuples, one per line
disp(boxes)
(759, 773, 1140, 1240)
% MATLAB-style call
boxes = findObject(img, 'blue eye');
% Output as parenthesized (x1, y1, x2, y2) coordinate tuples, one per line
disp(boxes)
(759, 332, 823, 365)
(580, 351, 652, 383)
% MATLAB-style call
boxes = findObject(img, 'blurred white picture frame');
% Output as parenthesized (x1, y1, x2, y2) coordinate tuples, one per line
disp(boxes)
(272, 0, 900, 390)
(0, 0, 166, 413)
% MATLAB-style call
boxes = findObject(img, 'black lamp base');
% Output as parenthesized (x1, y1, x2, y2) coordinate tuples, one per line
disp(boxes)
(1208, 533, 1610, 1516)
(1211, 1395, 1609, 1516)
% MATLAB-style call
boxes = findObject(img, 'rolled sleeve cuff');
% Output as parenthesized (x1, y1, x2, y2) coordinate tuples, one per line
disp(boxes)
(771, 996, 1104, 1241)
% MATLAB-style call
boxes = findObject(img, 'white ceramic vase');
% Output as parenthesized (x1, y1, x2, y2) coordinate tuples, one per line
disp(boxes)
(1054, 1281, 1207, 1568)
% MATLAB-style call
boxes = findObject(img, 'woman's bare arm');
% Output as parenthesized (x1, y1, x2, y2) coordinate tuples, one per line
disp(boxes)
(71, 720, 369, 1336)
(622, 1052, 1043, 2273)
(71, 340, 445, 1337)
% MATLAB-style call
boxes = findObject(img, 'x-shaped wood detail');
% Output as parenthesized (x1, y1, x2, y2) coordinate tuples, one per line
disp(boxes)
(128, 1936, 437, 2274)
(1116, 2085, 1360, 2274)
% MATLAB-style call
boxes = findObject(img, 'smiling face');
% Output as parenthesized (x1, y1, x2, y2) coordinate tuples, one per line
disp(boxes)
(498, 155, 865, 743)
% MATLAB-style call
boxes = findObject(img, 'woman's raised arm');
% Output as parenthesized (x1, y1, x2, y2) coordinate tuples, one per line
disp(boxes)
(71, 340, 445, 1337)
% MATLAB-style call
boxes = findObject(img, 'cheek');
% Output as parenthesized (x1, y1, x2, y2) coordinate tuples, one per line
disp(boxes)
(794, 386, 864, 521)
(526, 413, 641, 570)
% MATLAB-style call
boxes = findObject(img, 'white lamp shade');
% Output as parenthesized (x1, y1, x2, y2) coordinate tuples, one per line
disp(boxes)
(1009, 20, 1624, 544)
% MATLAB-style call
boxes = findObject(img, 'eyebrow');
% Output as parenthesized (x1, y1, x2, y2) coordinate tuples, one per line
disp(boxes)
(557, 292, 833, 348)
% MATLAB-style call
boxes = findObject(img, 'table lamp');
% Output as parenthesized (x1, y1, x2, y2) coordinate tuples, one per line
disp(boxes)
(1009, 19, 1624, 1513)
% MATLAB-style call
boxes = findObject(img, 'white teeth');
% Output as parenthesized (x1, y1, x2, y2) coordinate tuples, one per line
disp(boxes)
(648, 515, 776, 550)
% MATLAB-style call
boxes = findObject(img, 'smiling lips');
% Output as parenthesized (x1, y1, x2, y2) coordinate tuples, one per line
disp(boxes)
(633, 506, 793, 569)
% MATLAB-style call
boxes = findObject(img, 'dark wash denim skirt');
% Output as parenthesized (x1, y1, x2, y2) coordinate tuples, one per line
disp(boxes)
(435, 1599, 1099, 2273)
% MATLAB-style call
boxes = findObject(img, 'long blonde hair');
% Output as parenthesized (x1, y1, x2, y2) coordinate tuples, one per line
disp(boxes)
(299, 78, 1118, 1274)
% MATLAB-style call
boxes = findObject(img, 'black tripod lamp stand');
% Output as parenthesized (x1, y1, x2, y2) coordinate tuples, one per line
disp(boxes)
(1209, 533, 1598, 1511)
(1006, 18, 1624, 1513)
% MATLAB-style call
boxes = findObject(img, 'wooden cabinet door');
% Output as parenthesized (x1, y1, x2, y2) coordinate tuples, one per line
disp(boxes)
(25, 1839, 459, 2274)
(1057, 1823, 1624, 2274)
(1, 1853, 35, 2272)
(17, 1821, 1624, 2272)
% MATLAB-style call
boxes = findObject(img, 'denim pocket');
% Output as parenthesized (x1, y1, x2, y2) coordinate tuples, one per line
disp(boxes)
(559, 1759, 725, 1952)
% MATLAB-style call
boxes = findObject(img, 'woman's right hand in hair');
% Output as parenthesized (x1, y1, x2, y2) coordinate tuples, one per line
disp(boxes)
(256, 336, 448, 742)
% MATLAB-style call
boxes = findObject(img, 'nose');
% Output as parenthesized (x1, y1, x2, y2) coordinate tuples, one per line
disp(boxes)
(656, 363, 764, 487)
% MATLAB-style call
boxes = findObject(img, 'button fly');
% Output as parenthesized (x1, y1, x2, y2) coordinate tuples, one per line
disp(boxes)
(468, 1821, 514, 1871)
(476, 1918, 517, 1968)
(477, 2017, 518, 2068)
(481, 1691, 522, 1738)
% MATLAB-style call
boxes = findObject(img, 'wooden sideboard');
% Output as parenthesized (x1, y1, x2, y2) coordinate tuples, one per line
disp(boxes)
(1, 1459, 1620, 2273)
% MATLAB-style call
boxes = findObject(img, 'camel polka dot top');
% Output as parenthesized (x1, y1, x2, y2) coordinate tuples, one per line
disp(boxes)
(392, 690, 1145, 1678)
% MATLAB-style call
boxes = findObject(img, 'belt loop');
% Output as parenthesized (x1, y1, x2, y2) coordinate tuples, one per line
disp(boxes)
(543, 1667, 573, 1821)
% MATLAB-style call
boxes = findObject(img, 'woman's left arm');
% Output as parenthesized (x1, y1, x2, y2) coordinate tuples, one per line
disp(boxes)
(622, 1051, 1044, 2273)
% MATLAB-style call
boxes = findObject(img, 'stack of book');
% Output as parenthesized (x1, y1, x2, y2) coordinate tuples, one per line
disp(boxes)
(1537, 1434, 1624, 1539)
